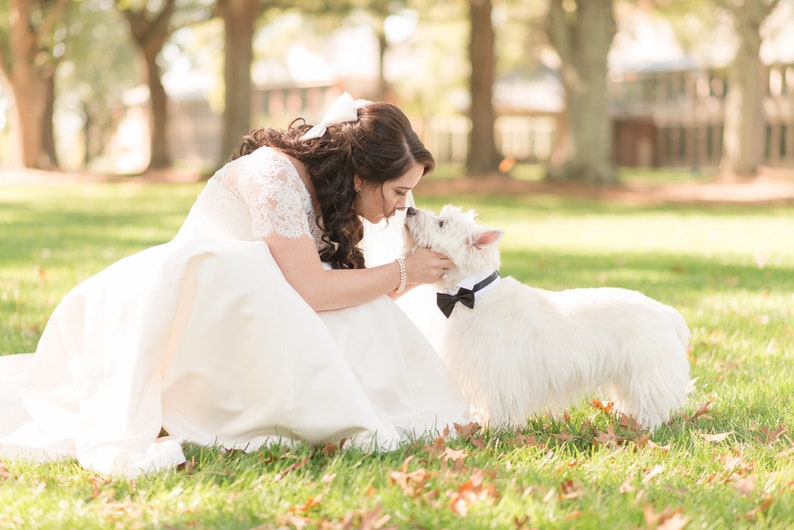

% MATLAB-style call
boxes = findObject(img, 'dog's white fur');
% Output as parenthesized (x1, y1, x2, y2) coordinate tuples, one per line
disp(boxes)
(404, 205, 691, 430)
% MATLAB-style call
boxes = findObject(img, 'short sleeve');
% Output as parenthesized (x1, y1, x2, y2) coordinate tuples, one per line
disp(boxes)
(215, 147, 314, 240)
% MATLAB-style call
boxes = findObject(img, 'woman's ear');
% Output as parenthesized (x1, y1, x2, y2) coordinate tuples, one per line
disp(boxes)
(353, 174, 362, 191)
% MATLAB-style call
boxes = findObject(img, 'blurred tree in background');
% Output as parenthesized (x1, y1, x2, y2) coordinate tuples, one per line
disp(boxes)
(1, 0, 70, 169)
(1, 0, 792, 181)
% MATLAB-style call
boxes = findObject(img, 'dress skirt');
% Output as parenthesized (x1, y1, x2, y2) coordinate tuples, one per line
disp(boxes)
(0, 237, 468, 476)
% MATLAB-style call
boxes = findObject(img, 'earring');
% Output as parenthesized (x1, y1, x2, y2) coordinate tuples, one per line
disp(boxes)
(355, 187, 361, 193)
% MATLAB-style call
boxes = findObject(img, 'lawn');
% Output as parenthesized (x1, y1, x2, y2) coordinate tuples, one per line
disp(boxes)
(1, 180, 793, 529)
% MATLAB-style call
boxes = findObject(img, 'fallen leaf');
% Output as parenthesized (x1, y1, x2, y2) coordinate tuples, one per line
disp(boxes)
(447, 469, 499, 517)
(0, 462, 12, 480)
(753, 425, 786, 445)
(389, 457, 431, 497)
(274, 456, 310, 482)
(423, 435, 447, 457)
(658, 511, 689, 530)
(442, 447, 468, 471)
(646, 440, 671, 452)
(593, 425, 625, 446)
(642, 464, 664, 484)
(591, 399, 614, 413)
(558, 479, 585, 500)
(743, 498, 775, 521)
(453, 422, 481, 438)
(289, 493, 323, 513)
(730, 476, 756, 497)
(699, 431, 733, 443)
(681, 400, 713, 422)
(619, 415, 644, 432)
(618, 476, 636, 494)
(644, 506, 688, 530)
(277, 514, 314, 529)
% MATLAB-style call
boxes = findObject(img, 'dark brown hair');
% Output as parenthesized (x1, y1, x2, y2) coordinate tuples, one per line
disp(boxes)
(233, 101, 435, 269)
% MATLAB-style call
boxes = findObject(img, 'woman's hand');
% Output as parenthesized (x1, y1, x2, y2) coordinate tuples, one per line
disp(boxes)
(403, 247, 452, 285)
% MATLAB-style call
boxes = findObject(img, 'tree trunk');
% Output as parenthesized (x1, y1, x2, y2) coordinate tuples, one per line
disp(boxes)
(467, 0, 501, 177)
(143, 50, 171, 169)
(4, 0, 65, 169)
(118, 0, 176, 171)
(718, 0, 779, 177)
(42, 72, 59, 167)
(545, 0, 617, 184)
(217, 0, 259, 165)
(376, 29, 391, 102)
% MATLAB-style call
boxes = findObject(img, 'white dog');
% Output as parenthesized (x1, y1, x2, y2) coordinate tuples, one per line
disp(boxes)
(403, 205, 691, 430)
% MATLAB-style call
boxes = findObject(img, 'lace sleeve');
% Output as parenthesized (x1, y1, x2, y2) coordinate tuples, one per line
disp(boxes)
(215, 147, 314, 240)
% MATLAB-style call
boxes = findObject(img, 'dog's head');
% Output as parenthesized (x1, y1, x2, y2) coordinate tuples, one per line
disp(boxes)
(403, 205, 503, 290)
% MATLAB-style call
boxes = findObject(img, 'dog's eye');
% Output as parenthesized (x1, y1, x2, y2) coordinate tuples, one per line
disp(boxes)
(437, 220, 445, 228)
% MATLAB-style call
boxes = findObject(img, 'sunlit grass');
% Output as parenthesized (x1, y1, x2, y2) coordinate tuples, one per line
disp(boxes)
(1, 181, 793, 529)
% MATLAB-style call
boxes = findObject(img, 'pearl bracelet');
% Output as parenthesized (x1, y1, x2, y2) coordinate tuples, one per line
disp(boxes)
(394, 258, 407, 293)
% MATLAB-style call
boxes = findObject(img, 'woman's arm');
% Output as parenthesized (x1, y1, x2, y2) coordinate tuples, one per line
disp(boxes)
(265, 233, 448, 311)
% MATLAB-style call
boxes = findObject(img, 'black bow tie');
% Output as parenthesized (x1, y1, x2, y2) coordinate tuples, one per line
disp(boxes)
(436, 271, 500, 318)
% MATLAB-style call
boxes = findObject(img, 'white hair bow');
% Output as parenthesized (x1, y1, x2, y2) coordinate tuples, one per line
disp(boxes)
(300, 92, 372, 141)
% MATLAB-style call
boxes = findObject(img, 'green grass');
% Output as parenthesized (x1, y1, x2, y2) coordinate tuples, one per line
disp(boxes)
(1, 181, 793, 529)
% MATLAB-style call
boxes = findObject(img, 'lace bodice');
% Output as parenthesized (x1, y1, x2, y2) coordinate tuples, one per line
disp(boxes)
(177, 147, 323, 246)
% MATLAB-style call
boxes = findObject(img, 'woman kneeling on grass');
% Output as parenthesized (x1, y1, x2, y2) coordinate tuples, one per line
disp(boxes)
(0, 92, 468, 476)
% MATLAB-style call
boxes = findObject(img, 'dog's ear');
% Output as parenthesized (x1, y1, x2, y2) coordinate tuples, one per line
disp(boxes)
(473, 229, 503, 249)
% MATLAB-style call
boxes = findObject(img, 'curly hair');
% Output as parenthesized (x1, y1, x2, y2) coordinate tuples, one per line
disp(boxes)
(231, 101, 435, 270)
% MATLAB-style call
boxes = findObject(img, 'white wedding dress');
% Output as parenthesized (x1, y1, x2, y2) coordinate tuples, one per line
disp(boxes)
(0, 146, 466, 476)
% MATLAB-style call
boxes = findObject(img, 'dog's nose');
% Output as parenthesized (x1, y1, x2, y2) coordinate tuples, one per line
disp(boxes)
(405, 207, 416, 217)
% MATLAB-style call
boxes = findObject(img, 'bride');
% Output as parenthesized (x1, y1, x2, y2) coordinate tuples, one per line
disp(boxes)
(0, 92, 468, 476)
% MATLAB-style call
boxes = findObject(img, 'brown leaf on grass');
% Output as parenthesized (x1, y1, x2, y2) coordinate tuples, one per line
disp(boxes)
(454, 422, 481, 438)
(346, 505, 395, 530)
(591, 399, 614, 413)
(644, 506, 689, 530)
(720, 453, 751, 473)
(619, 414, 644, 432)
(682, 400, 713, 422)
(423, 434, 447, 457)
(552, 432, 575, 442)
(276, 514, 315, 529)
(505, 432, 530, 448)
(698, 431, 733, 443)
(730, 476, 756, 497)
(289, 493, 323, 513)
(742, 497, 775, 521)
(752, 425, 787, 445)
(0, 462, 12, 481)
(645, 439, 671, 452)
(447, 469, 499, 517)
(454, 421, 484, 448)
(593, 425, 626, 446)
(642, 464, 664, 484)
(618, 476, 637, 494)
(558, 479, 585, 500)
(389, 457, 431, 497)
(274, 456, 310, 482)
(442, 447, 468, 471)
(658, 511, 689, 530)
(321, 437, 349, 457)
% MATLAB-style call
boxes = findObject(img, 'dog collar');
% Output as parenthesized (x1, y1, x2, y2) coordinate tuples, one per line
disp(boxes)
(437, 271, 500, 318)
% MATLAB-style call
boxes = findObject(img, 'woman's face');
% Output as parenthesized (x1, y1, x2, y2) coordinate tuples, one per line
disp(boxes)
(355, 162, 424, 223)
